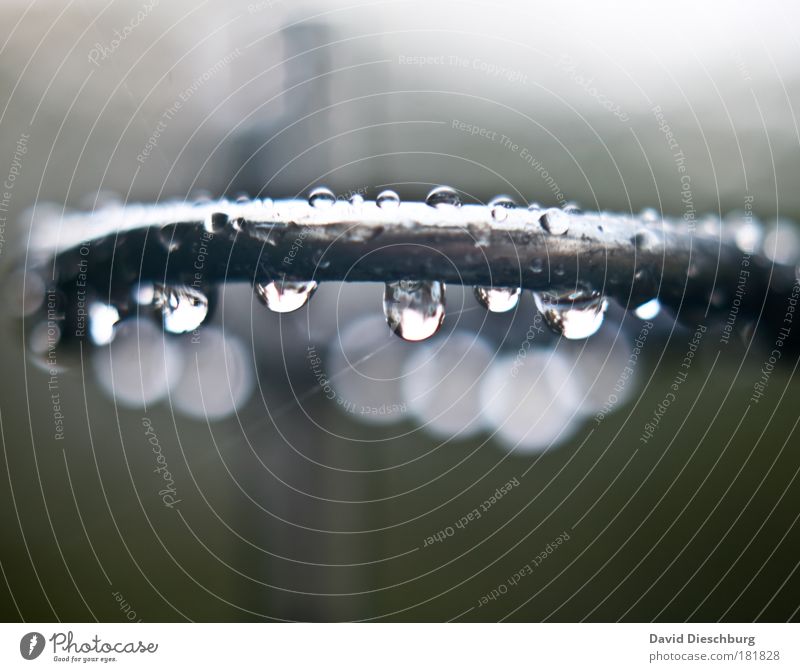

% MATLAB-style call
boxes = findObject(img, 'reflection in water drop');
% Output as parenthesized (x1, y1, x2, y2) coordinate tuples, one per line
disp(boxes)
(92, 318, 184, 409)
(474, 286, 520, 313)
(154, 284, 209, 334)
(88, 303, 120, 346)
(171, 327, 254, 421)
(634, 298, 661, 320)
(425, 186, 461, 208)
(402, 331, 493, 438)
(480, 350, 580, 453)
(254, 279, 318, 313)
(308, 187, 336, 208)
(327, 314, 413, 426)
(534, 288, 608, 339)
(383, 280, 446, 341)
(489, 195, 515, 222)
(376, 190, 400, 209)
(540, 208, 569, 235)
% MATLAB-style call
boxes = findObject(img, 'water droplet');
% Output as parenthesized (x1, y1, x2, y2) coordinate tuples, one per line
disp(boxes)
(383, 280, 446, 341)
(563, 201, 582, 214)
(489, 195, 515, 222)
(154, 284, 209, 333)
(533, 288, 608, 340)
(88, 303, 121, 345)
(308, 187, 336, 209)
(255, 279, 318, 313)
(235, 192, 250, 203)
(540, 208, 569, 235)
(425, 186, 461, 208)
(527, 202, 542, 211)
(530, 258, 544, 274)
(349, 193, 365, 206)
(376, 190, 400, 209)
(640, 207, 660, 223)
(205, 211, 228, 234)
(474, 286, 520, 312)
(634, 298, 661, 320)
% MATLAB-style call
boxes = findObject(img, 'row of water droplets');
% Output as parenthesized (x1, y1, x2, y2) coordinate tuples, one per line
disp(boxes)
(90, 186, 648, 345)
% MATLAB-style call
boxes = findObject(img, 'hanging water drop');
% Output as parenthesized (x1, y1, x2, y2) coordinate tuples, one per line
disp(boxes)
(489, 195, 515, 222)
(425, 186, 461, 208)
(634, 298, 661, 320)
(540, 208, 569, 235)
(376, 190, 400, 209)
(474, 286, 520, 313)
(255, 279, 318, 313)
(153, 284, 210, 334)
(308, 187, 336, 209)
(383, 280, 446, 341)
(533, 288, 608, 340)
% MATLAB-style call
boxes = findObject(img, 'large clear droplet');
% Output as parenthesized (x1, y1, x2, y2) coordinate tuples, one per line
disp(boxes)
(383, 280, 446, 341)
(489, 195, 515, 222)
(634, 298, 661, 320)
(308, 187, 336, 209)
(533, 288, 608, 340)
(540, 208, 569, 235)
(376, 190, 400, 209)
(255, 279, 318, 313)
(425, 186, 461, 208)
(88, 303, 121, 345)
(474, 286, 520, 313)
(154, 284, 209, 333)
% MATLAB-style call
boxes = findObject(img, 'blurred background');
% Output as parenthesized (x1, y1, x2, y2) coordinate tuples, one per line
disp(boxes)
(1, 0, 799, 622)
